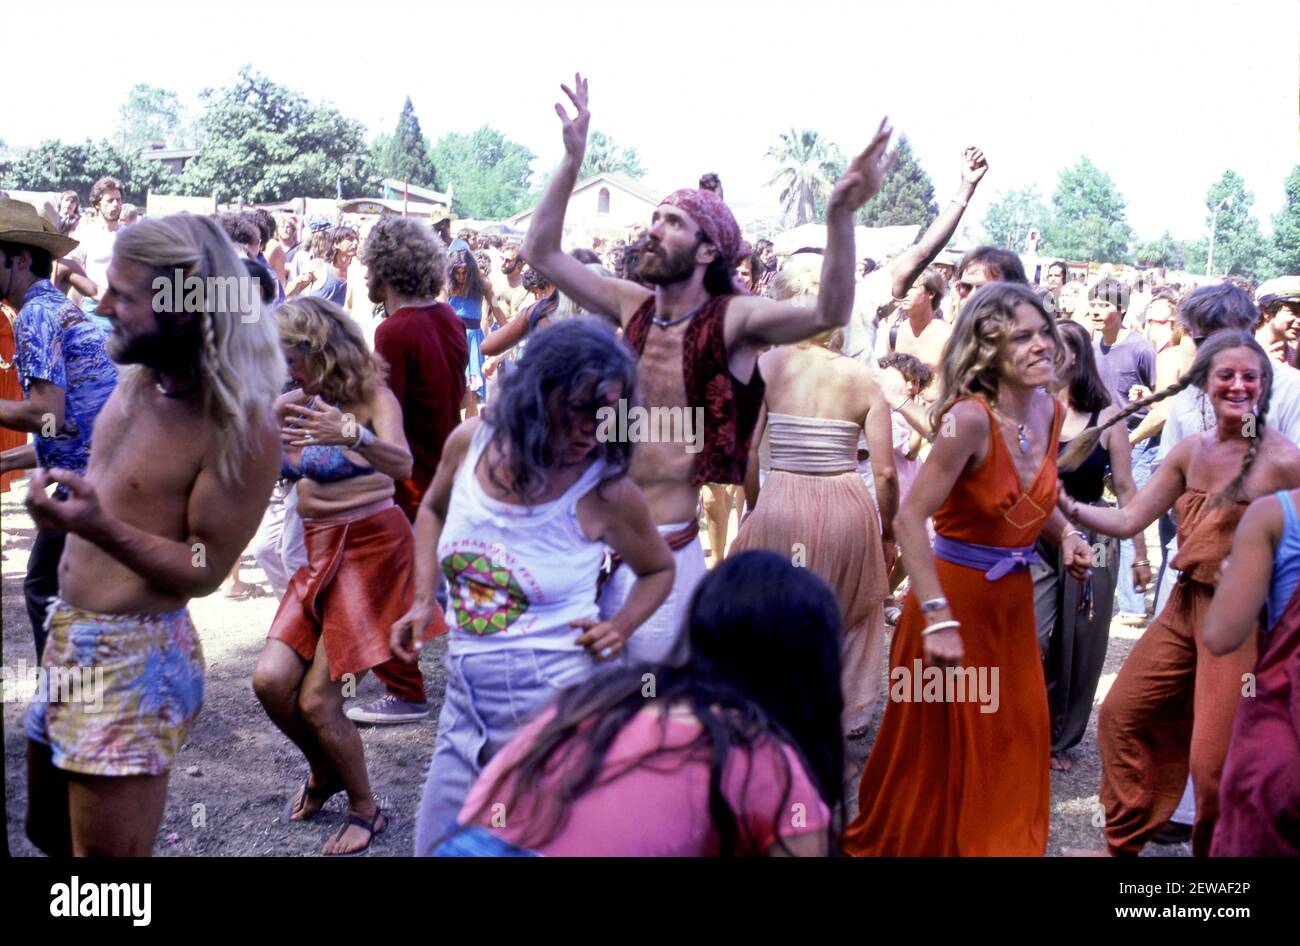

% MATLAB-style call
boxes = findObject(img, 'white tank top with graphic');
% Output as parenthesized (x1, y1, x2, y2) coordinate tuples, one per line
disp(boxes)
(439, 421, 610, 655)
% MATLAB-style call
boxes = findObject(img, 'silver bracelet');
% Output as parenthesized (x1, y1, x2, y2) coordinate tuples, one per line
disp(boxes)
(1063, 529, 1085, 543)
(352, 426, 375, 450)
(950, 196, 968, 208)
(922, 620, 960, 636)
(920, 596, 949, 613)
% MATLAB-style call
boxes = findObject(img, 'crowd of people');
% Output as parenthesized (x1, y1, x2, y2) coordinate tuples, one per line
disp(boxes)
(3, 71, 1299, 857)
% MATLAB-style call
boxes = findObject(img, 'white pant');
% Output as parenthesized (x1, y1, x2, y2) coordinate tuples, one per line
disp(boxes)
(599, 520, 707, 667)
(252, 484, 308, 600)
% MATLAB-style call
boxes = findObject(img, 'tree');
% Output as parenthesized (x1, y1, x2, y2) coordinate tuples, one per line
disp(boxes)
(116, 83, 185, 153)
(1040, 157, 1134, 263)
(1270, 164, 1300, 276)
(5, 139, 166, 204)
(373, 96, 435, 187)
(765, 129, 843, 228)
(580, 130, 645, 180)
(1133, 231, 1189, 270)
(1203, 170, 1270, 281)
(430, 126, 535, 219)
(981, 185, 1050, 252)
(178, 66, 372, 203)
(856, 134, 937, 229)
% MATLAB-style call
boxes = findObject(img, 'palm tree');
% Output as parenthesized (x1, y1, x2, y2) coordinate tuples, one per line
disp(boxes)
(765, 129, 843, 228)
(580, 130, 645, 179)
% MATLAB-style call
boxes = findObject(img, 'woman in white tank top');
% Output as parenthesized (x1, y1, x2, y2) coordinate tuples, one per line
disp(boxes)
(390, 319, 676, 852)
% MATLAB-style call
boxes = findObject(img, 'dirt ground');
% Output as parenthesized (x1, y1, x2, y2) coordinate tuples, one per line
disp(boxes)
(2, 479, 1189, 857)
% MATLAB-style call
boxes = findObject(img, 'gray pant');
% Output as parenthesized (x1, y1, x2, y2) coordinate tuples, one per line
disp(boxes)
(1031, 521, 1120, 754)
(413, 647, 598, 855)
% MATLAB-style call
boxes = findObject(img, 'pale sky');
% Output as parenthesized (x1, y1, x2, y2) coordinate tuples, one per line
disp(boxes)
(6, 0, 1298, 244)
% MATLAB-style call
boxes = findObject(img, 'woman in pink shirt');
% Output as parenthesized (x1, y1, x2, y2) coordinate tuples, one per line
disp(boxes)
(431, 550, 843, 856)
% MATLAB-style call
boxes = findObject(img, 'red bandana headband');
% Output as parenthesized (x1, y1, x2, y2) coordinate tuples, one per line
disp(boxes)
(660, 189, 751, 266)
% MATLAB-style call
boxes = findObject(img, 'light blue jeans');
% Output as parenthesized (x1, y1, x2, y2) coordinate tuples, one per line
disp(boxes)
(413, 647, 597, 855)
(1116, 438, 1159, 616)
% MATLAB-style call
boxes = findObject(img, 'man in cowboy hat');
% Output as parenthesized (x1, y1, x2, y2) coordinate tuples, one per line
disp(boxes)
(0, 198, 118, 660)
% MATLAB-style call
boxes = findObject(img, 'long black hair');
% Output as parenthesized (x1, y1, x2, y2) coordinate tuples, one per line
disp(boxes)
(447, 247, 486, 303)
(1055, 319, 1112, 415)
(459, 550, 846, 855)
(483, 317, 636, 501)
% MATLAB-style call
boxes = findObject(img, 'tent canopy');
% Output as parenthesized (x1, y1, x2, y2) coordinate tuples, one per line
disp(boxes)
(770, 223, 921, 260)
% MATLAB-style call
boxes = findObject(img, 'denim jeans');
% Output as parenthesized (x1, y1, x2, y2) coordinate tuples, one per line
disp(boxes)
(433, 824, 540, 857)
(1116, 438, 1159, 616)
(413, 647, 598, 855)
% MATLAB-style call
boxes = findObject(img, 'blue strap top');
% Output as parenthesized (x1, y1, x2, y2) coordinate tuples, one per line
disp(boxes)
(1266, 490, 1300, 630)
(449, 293, 483, 328)
(307, 266, 348, 306)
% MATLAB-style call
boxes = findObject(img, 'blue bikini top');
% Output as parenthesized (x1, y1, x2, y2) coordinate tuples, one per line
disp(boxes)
(280, 396, 376, 483)
(280, 444, 375, 483)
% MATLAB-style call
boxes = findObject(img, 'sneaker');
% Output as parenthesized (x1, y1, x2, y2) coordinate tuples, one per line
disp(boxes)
(884, 606, 903, 626)
(346, 695, 430, 725)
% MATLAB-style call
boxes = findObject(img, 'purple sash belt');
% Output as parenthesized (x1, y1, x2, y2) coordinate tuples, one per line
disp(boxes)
(932, 534, 1040, 581)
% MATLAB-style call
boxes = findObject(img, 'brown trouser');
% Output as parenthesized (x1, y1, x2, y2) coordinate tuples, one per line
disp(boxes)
(1098, 579, 1257, 855)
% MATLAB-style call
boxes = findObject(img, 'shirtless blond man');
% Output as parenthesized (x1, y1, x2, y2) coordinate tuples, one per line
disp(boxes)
(23, 214, 283, 856)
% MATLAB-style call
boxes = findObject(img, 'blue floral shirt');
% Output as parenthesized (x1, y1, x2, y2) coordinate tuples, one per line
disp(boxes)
(14, 280, 118, 474)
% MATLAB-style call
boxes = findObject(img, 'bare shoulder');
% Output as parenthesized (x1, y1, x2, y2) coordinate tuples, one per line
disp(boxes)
(1260, 427, 1300, 486)
(945, 397, 990, 441)
(443, 416, 482, 462)
(585, 472, 638, 510)
(758, 346, 788, 375)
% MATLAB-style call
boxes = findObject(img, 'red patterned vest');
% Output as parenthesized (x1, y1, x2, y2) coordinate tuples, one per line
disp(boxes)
(623, 295, 765, 486)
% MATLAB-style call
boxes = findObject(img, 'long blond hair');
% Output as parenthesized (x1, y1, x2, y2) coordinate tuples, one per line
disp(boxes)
(113, 213, 285, 488)
(276, 298, 386, 407)
(770, 255, 843, 351)
(930, 282, 1065, 429)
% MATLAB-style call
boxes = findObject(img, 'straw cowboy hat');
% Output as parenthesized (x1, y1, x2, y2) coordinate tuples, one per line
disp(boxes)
(0, 198, 79, 258)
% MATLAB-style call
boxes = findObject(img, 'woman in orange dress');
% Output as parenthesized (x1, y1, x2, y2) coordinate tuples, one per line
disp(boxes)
(843, 282, 1094, 856)
(1, 301, 28, 492)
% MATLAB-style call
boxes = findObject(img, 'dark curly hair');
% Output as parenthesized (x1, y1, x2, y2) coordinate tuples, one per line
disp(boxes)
(358, 216, 448, 298)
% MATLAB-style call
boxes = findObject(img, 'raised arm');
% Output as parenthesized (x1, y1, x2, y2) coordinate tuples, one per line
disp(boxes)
(727, 120, 897, 348)
(885, 147, 988, 298)
(522, 73, 649, 324)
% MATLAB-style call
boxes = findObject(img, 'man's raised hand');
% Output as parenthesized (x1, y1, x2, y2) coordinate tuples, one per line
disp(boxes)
(556, 73, 591, 159)
(827, 118, 897, 218)
(961, 146, 988, 185)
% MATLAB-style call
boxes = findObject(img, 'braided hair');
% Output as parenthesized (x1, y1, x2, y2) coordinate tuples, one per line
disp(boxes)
(1058, 329, 1273, 507)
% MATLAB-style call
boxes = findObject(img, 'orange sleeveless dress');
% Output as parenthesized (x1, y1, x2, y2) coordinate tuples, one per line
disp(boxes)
(843, 395, 1062, 856)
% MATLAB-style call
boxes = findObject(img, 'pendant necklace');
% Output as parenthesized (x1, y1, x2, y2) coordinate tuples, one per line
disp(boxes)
(991, 405, 1031, 454)
(652, 301, 705, 329)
